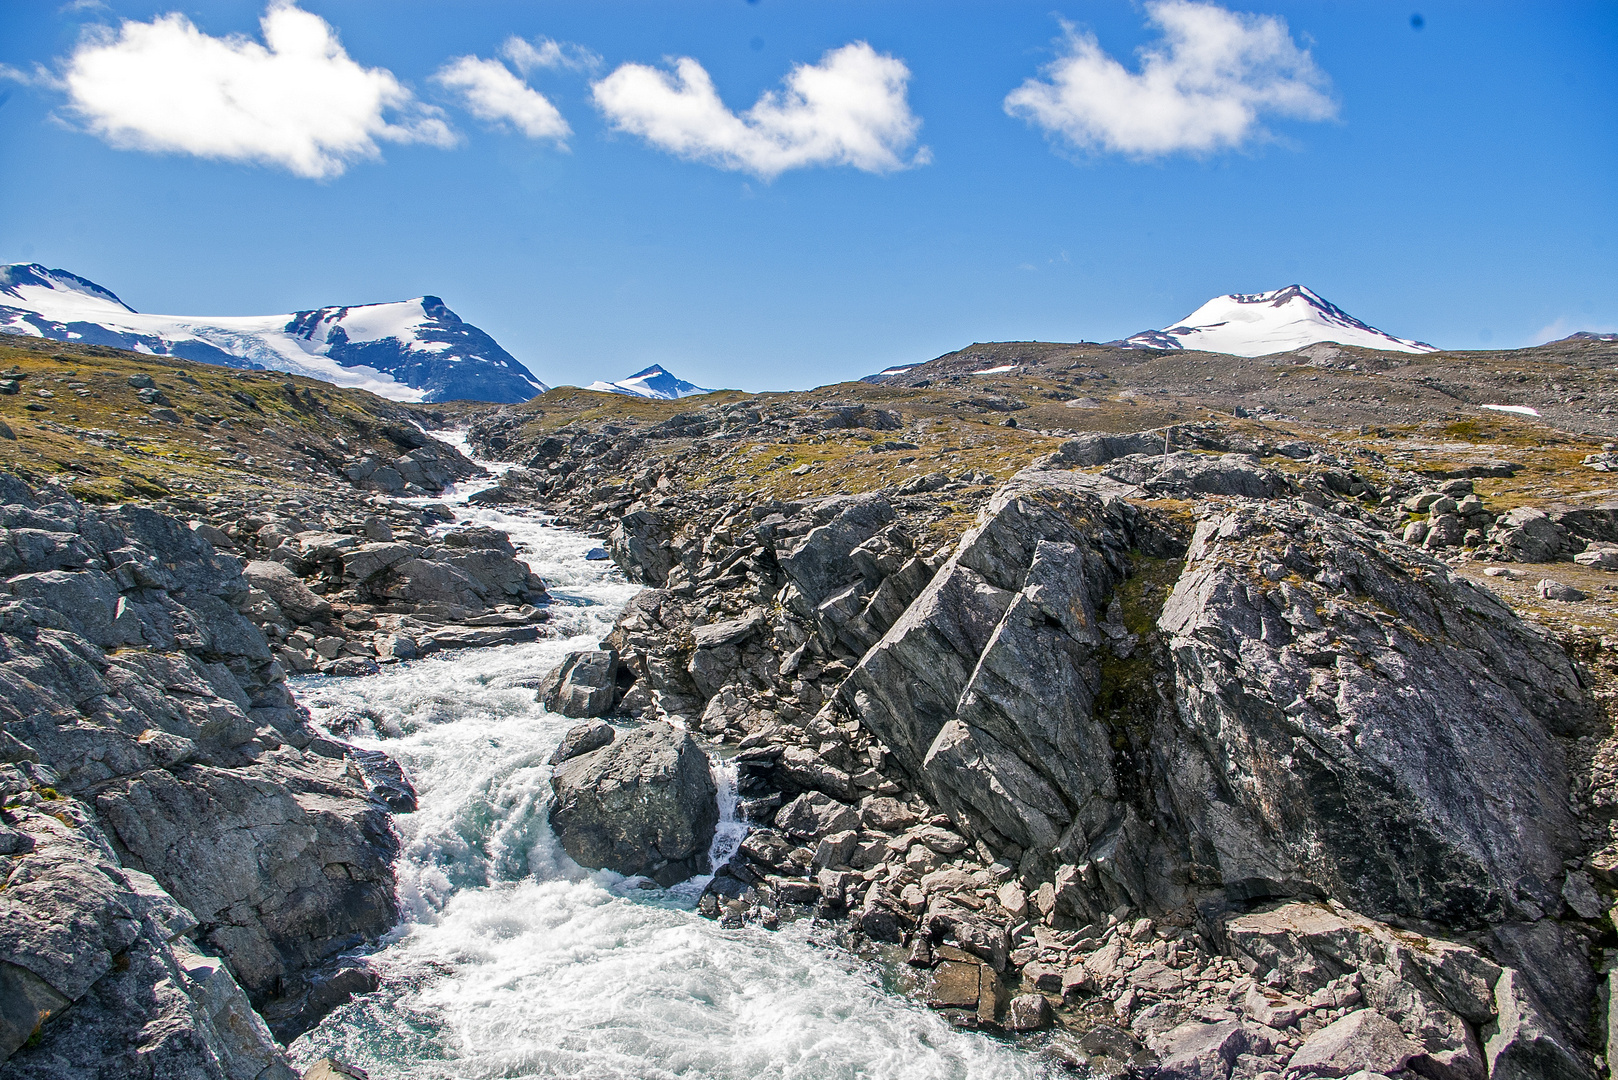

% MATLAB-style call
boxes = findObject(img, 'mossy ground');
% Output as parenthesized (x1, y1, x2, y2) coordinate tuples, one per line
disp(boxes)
(0, 336, 435, 501)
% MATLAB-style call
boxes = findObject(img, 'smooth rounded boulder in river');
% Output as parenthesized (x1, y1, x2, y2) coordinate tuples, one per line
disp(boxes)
(548, 721, 719, 885)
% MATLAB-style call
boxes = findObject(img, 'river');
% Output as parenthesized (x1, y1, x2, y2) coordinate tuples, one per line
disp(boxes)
(284, 464, 1047, 1079)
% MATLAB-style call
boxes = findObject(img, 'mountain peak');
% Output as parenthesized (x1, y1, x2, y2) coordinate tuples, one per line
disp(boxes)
(1115, 285, 1436, 357)
(585, 364, 713, 400)
(1, 263, 136, 314)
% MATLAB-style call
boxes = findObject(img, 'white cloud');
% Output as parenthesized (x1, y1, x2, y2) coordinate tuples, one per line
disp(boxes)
(61, 1, 454, 179)
(1004, 1, 1335, 158)
(434, 56, 570, 142)
(0, 63, 59, 88)
(500, 36, 601, 75)
(591, 41, 927, 179)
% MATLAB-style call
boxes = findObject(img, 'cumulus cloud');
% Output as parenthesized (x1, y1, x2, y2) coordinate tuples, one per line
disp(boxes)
(500, 36, 601, 75)
(1005, 1, 1335, 158)
(434, 55, 570, 142)
(61, 1, 454, 179)
(591, 41, 927, 179)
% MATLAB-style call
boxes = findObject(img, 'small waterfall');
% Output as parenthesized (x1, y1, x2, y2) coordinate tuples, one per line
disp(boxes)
(706, 755, 748, 875)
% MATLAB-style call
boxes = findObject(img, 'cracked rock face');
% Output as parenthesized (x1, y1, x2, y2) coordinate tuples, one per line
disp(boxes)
(0, 474, 398, 1073)
(1161, 501, 1588, 926)
(844, 470, 1183, 890)
(840, 464, 1600, 1044)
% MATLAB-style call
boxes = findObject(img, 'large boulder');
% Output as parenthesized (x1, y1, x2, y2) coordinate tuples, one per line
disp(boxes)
(1161, 502, 1588, 926)
(1490, 506, 1568, 562)
(548, 723, 719, 885)
(774, 791, 860, 840)
(1287, 1009, 1423, 1078)
(609, 508, 676, 585)
(537, 651, 620, 718)
(438, 548, 548, 605)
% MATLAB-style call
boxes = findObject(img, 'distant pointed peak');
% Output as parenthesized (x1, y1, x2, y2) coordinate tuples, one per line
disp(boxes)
(586, 363, 714, 400)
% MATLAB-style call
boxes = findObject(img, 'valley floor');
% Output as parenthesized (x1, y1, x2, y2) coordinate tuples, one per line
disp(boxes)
(2, 330, 1617, 1079)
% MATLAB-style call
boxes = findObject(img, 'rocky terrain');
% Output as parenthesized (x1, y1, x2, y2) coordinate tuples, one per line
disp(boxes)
(2, 328, 1617, 1078)
(473, 343, 1618, 1078)
(0, 471, 398, 1078)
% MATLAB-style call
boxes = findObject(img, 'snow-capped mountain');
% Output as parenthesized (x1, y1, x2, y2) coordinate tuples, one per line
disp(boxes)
(0, 264, 547, 404)
(585, 364, 713, 400)
(1116, 285, 1437, 357)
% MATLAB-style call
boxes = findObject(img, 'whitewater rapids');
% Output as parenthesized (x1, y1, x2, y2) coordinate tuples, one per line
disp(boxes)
(285, 480, 1045, 1078)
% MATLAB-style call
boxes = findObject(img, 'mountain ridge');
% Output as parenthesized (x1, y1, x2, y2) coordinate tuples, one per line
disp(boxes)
(0, 263, 548, 404)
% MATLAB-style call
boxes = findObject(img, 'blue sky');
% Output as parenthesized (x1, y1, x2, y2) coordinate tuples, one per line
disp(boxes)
(1, 1, 1615, 391)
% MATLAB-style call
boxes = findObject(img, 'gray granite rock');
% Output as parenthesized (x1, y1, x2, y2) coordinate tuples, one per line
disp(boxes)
(0, 474, 398, 1069)
(548, 722, 718, 885)
(548, 719, 616, 765)
(537, 651, 621, 718)
(1287, 1009, 1422, 1078)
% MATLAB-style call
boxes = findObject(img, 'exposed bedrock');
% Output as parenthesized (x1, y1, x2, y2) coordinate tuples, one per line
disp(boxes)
(0, 474, 399, 1075)
(840, 464, 1602, 1051)
(1159, 500, 1587, 928)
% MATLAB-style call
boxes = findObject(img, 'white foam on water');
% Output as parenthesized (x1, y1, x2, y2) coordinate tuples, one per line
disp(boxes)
(286, 442, 1047, 1079)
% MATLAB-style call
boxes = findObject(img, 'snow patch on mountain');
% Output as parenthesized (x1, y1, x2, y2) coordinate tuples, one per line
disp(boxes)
(0, 264, 548, 404)
(860, 362, 923, 384)
(584, 364, 713, 400)
(1116, 285, 1437, 357)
